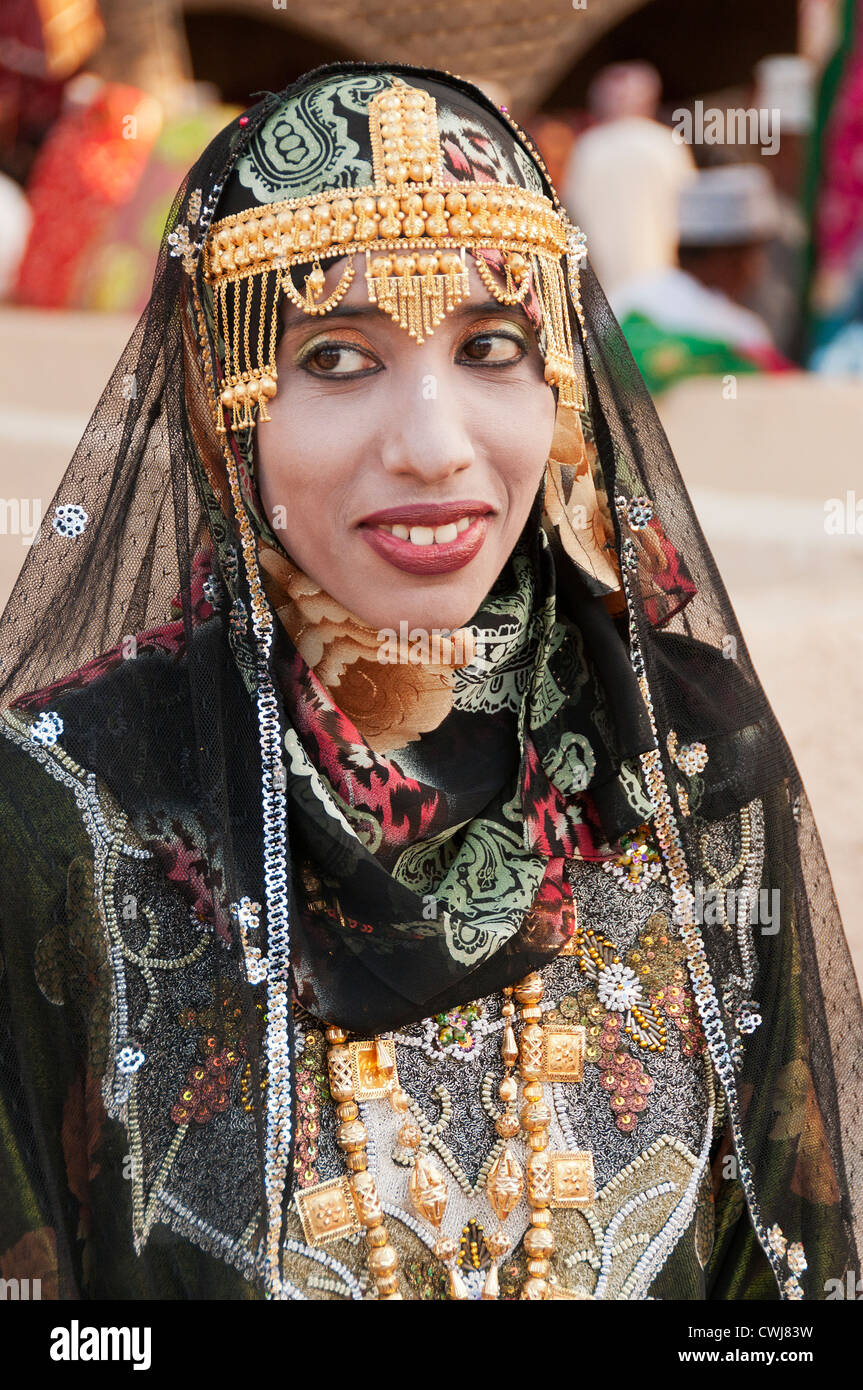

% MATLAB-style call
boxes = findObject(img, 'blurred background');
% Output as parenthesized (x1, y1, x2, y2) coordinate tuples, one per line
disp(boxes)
(0, 0, 861, 978)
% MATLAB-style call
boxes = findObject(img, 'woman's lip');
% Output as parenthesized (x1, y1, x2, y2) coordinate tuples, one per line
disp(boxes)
(361, 516, 489, 575)
(358, 501, 494, 528)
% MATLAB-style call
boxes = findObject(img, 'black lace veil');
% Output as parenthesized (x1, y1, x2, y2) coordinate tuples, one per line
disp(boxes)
(0, 62, 859, 1300)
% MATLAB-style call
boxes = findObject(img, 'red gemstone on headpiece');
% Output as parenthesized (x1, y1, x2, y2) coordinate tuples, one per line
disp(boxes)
(239, 115, 249, 126)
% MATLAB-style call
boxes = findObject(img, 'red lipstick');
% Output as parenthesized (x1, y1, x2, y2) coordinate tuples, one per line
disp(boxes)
(358, 501, 494, 577)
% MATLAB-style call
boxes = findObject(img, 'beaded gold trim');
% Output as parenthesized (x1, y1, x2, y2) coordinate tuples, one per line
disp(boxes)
(203, 77, 586, 431)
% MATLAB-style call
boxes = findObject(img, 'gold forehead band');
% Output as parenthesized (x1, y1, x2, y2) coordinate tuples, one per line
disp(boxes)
(203, 77, 588, 432)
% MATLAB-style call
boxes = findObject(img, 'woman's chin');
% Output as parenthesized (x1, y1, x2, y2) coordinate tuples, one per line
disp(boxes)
(348, 582, 489, 639)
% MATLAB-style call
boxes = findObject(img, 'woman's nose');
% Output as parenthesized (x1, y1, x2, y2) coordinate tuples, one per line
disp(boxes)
(378, 383, 476, 483)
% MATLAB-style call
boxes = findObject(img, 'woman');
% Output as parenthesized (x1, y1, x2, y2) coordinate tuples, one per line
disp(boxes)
(0, 62, 859, 1302)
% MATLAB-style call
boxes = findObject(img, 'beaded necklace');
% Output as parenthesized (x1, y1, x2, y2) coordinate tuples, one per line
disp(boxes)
(324, 969, 562, 1301)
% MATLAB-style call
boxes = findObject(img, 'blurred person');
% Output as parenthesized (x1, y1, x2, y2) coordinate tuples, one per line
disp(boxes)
(615, 165, 792, 396)
(586, 60, 663, 122)
(562, 63, 696, 296)
(14, 71, 162, 308)
(0, 63, 859, 1303)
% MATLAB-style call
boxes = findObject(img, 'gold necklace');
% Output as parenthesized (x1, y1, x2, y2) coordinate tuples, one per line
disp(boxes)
(324, 969, 558, 1301)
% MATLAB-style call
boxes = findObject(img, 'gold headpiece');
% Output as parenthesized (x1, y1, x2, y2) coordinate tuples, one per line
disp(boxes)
(204, 78, 588, 432)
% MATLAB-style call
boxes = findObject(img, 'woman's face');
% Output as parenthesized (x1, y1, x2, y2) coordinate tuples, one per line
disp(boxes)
(256, 255, 556, 634)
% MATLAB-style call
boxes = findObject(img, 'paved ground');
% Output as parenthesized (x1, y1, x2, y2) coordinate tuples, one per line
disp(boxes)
(1, 307, 860, 985)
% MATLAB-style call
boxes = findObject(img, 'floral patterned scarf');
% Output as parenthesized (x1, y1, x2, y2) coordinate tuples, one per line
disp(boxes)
(248, 485, 659, 1027)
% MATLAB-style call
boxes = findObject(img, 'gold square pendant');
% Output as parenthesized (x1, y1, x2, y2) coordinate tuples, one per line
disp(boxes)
(295, 1177, 361, 1246)
(549, 1150, 596, 1207)
(349, 1038, 399, 1100)
(542, 1024, 586, 1082)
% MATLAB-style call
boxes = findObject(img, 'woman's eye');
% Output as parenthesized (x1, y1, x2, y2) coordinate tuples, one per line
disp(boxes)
(300, 342, 379, 376)
(459, 331, 526, 364)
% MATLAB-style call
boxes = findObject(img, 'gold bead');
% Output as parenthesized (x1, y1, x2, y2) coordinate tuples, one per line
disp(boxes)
(345, 1152, 368, 1173)
(409, 1152, 448, 1228)
(486, 1143, 524, 1221)
(523, 1079, 543, 1102)
(325, 1026, 347, 1043)
(499, 1076, 518, 1103)
(350, 1170, 383, 1227)
(366, 1225, 388, 1248)
(336, 1117, 367, 1152)
(524, 1225, 555, 1259)
(529, 1206, 551, 1228)
(327, 1044, 353, 1102)
(514, 973, 544, 1007)
(527, 1257, 550, 1277)
(520, 1098, 551, 1133)
(337, 1101, 358, 1121)
(434, 1235, 457, 1262)
(486, 1229, 509, 1259)
(397, 1119, 422, 1150)
(526, 1153, 553, 1207)
(495, 1111, 520, 1139)
(389, 1086, 410, 1114)
(368, 1243, 399, 1277)
(500, 1023, 518, 1067)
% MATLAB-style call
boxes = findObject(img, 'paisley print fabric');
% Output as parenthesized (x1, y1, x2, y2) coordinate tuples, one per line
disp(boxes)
(235, 72, 393, 203)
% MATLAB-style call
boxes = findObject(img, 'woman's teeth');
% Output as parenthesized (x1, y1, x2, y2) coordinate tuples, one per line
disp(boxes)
(382, 517, 474, 546)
